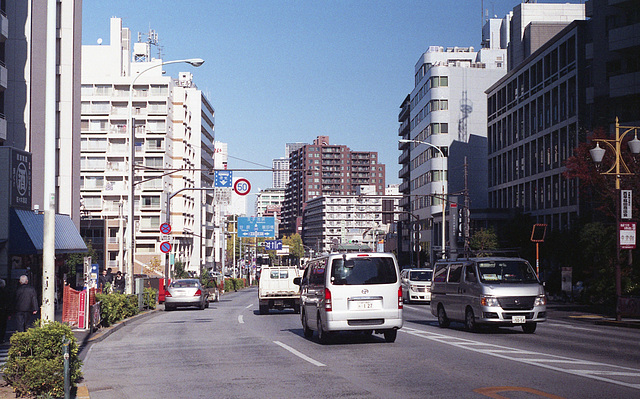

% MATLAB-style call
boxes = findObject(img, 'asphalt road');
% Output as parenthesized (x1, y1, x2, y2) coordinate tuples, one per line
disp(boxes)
(80, 287, 640, 399)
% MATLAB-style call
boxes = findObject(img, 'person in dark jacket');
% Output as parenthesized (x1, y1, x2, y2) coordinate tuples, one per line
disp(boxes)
(98, 270, 110, 292)
(113, 271, 125, 293)
(14, 275, 39, 332)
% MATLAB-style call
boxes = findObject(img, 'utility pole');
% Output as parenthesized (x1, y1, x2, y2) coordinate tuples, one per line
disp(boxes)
(41, 0, 57, 323)
(464, 157, 470, 257)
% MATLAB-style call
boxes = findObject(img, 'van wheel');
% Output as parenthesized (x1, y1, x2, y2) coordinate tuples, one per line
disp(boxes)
(302, 312, 313, 339)
(437, 305, 450, 328)
(522, 322, 537, 334)
(383, 329, 397, 343)
(317, 315, 331, 344)
(465, 308, 477, 332)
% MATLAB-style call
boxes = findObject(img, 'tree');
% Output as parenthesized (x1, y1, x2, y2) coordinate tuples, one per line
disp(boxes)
(564, 127, 640, 301)
(64, 240, 97, 281)
(282, 234, 304, 264)
(470, 228, 498, 256)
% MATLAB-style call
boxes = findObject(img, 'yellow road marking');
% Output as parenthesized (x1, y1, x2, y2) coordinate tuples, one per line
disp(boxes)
(474, 386, 567, 399)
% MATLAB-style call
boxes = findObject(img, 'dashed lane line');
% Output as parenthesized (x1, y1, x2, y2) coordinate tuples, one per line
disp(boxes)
(273, 341, 326, 367)
(401, 326, 640, 390)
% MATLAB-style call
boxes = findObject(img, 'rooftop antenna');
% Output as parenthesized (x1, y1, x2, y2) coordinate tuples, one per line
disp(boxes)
(137, 27, 164, 59)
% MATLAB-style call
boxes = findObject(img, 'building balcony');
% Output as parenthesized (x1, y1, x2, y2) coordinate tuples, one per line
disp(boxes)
(0, 114, 6, 142)
(609, 22, 640, 52)
(398, 164, 410, 179)
(398, 151, 409, 164)
(0, 61, 6, 90)
(609, 71, 640, 98)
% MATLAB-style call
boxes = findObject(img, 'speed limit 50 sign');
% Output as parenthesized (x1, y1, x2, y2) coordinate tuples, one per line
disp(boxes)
(234, 178, 251, 196)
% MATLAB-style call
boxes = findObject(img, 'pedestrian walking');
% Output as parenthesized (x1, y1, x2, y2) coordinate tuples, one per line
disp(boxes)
(14, 275, 39, 332)
(113, 271, 125, 293)
(0, 279, 9, 343)
(98, 270, 110, 293)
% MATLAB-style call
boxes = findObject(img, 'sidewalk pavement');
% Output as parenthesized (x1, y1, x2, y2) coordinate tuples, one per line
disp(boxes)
(546, 301, 640, 329)
(1, 306, 160, 399)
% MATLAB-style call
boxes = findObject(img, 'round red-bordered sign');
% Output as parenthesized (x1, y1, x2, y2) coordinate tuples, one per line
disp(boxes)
(234, 178, 251, 196)
(160, 241, 172, 254)
(160, 222, 172, 234)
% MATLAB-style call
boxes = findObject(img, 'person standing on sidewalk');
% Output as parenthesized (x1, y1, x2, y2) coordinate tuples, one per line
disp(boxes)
(0, 278, 9, 342)
(113, 271, 125, 294)
(14, 275, 39, 332)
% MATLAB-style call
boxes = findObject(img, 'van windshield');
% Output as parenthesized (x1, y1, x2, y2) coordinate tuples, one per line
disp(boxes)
(409, 270, 432, 281)
(331, 256, 397, 285)
(477, 261, 538, 284)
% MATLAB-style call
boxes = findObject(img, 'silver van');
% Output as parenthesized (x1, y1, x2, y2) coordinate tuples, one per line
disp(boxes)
(294, 252, 403, 343)
(430, 257, 546, 333)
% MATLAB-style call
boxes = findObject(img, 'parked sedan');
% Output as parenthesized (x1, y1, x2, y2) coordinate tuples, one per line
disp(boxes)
(164, 279, 209, 311)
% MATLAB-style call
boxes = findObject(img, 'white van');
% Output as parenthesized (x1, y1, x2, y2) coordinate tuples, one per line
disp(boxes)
(294, 252, 403, 343)
(430, 257, 546, 333)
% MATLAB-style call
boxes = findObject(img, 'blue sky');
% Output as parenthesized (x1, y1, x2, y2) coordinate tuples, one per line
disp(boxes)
(82, 0, 580, 208)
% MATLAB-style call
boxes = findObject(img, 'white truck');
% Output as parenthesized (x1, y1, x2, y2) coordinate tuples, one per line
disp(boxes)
(258, 266, 302, 314)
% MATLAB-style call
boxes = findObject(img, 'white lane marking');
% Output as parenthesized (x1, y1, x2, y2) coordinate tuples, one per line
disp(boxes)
(238, 315, 244, 324)
(545, 321, 601, 333)
(273, 341, 325, 367)
(401, 326, 640, 390)
(245, 304, 253, 309)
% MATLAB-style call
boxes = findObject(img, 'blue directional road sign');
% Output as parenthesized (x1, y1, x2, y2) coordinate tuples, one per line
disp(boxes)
(238, 217, 276, 238)
(214, 170, 233, 187)
(265, 240, 283, 250)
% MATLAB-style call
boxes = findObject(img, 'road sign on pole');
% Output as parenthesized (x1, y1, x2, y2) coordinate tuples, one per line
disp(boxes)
(160, 241, 172, 254)
(234, 178, 251, 196)
(160, 222, 171, 235)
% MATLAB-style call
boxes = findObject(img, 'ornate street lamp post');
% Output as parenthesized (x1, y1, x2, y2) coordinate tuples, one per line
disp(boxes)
(590, 117, 640, 321)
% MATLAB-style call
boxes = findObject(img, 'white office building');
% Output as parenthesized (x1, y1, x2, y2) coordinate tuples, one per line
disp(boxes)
(400, 36, 507, 262)
(303, 192, 401, 253)
(80, 18, 215, 276)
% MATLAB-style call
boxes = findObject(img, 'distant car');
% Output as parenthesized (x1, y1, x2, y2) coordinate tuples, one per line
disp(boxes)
(164, 279, 209, 311)
(400, 268, 433, 304)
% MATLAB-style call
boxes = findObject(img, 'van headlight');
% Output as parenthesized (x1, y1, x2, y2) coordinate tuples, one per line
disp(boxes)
(480, 296, 500, 307)
(534, 294, 547, 306)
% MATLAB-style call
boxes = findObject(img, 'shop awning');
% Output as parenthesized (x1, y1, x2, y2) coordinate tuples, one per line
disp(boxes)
(9, 209, 87, 255)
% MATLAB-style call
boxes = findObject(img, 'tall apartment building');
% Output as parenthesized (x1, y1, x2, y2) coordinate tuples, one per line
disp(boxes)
(0, 1, 84, 281)
(256, 188, 285, 217)
(281, 136, 386, 237)
(273, 142, 306, 189)
(272, 158, 289, 189)
(80, 18, 215, 275)
(303, 190, 401, 253)
(400, 41, 506, 263)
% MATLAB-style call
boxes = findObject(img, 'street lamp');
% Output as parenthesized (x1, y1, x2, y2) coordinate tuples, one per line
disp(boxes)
(590, 118, 640, 321)
(399, 139, 447, 259)
(126, 58, 204, 294)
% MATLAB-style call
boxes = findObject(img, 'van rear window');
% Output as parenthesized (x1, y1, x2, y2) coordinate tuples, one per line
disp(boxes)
(330, 257, 397, 285)
(478, 261, 538, 283)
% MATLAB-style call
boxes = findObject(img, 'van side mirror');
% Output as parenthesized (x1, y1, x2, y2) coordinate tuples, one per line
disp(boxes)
(293, 277, 301, 286)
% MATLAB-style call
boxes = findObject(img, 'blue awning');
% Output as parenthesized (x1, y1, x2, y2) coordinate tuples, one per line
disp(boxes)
(9, 209, 87, 254)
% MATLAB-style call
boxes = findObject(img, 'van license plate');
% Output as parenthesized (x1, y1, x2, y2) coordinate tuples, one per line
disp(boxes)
(511, 316, 526, 324)
(356, 301, 374, 310)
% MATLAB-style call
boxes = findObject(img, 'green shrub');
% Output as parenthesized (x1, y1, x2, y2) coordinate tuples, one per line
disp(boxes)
(1, 321, 82, 398)
(96, 292, 139, 327)
(224, 278, 245, 292)
(143, 287, 158, 309)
